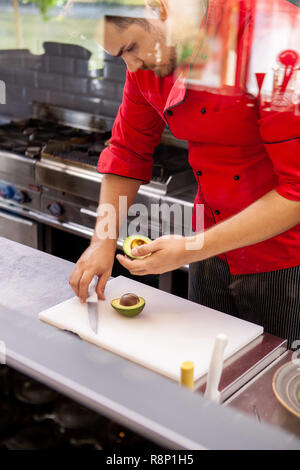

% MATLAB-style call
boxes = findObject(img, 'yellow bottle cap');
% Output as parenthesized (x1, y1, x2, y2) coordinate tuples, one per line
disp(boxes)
(180, 361, 194, 390)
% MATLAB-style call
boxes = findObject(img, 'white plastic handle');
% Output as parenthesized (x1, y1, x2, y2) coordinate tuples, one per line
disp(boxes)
(204, 334, 228, 403)
(87, 276, 98, 301)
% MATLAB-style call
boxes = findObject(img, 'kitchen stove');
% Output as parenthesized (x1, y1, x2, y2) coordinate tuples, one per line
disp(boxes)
(0, 111, 197, 278)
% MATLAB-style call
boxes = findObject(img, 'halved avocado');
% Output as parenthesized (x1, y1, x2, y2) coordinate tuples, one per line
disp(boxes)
(111, 293, 145, 317)
(123, 235, 152, 260)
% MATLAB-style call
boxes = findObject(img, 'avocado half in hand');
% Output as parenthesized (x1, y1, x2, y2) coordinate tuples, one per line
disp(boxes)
(123, 235, 152, 260)
(111, 293, 145, 317)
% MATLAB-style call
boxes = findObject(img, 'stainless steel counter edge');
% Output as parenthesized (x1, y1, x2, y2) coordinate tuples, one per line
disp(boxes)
(1, 304, 300, 450)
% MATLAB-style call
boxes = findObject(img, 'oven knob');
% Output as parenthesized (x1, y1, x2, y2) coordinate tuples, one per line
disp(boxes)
(48, 201, 64, 216)
(1, 185, 15, 199)
(13, 190, 31, 204)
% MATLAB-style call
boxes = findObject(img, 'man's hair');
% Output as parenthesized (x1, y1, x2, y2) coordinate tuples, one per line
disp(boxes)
(105, 16, 150, 31)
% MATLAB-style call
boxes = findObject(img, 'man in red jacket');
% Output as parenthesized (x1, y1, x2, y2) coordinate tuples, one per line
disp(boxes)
(69, 0, 300, 346)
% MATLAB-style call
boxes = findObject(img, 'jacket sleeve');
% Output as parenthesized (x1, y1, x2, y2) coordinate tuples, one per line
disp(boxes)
(97, 69, 166, 183)
(259, 105, 300, 201)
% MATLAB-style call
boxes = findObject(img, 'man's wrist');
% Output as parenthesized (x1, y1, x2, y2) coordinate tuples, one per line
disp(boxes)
(90, 235, 118, 248)
(184, 230, 218, 263)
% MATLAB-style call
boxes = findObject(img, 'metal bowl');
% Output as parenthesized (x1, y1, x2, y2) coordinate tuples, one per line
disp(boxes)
(272, 361, 300, 419)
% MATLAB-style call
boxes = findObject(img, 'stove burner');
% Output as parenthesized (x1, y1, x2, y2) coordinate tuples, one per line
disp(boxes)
(14, 146, 27, 154)
(23, 127, 35, 136)
(25, 146, 42, 159)
(52, 142, 105, 167)
(0, 119, 108, 161)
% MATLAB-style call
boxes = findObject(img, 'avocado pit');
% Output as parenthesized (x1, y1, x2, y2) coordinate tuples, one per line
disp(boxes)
(120, 293, 140, 307)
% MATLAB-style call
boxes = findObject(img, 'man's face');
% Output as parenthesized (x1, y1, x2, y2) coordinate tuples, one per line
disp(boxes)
(104, 20, 177, 78)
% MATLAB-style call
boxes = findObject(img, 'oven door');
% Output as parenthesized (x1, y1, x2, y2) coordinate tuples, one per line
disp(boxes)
(0, 209, 39, 249)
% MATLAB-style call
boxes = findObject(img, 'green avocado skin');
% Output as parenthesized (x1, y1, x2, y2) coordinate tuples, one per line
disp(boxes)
(111, 298, 145, 317)
(123, 235, 152, 260)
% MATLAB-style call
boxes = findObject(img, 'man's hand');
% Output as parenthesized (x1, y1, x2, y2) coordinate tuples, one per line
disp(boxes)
(117, 190, 300, 279)
(69, 174, 142, 302)
(69, 238, 116, 303)
(116, 235, 199, 275)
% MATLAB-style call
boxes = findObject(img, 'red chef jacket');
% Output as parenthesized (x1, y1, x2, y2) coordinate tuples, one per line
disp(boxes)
(97, 0, 300, 275)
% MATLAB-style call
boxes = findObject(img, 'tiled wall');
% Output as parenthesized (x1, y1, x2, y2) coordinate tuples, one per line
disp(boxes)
(0, 42, 126, 124)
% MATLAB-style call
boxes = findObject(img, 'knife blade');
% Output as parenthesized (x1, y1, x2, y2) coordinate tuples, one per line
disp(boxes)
(87, 300, 98, 334)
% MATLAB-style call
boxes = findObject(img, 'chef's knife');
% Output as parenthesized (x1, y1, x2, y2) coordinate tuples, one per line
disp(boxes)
(87, 300, 98, 334)
(86, 280, 99, 334)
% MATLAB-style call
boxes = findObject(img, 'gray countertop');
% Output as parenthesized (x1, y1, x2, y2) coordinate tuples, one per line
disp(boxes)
(0, 236, 74, 316)
(0, 236, 299, 450)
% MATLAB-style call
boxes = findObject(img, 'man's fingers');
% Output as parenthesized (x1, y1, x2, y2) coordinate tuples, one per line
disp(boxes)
(116, 254, 145, 272)
(96, 271, 111, 300)
(69, 267, 84, 297)
(131, 240, 159, 258)
(78, 271, 95, 303)
(116, 254, 154, 276)
(129, 269, 147, 276)
(116, 254, 135, 270)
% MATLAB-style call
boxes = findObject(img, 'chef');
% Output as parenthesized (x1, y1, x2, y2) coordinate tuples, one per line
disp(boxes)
(69, 0, 300, 347)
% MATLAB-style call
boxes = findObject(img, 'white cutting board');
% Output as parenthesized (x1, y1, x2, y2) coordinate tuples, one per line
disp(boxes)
(39, 275, 263, 383)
